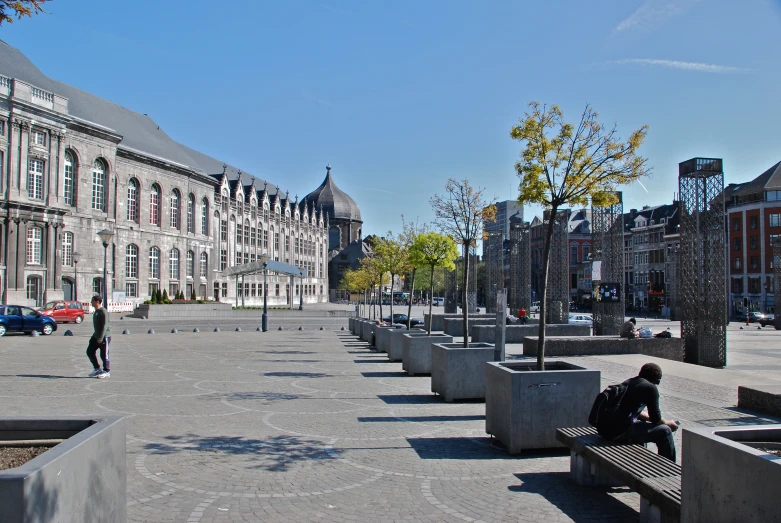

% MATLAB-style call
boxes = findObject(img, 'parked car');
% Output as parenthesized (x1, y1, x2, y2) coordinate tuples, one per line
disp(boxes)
(568, 314, 593, 325)
(432, 297, 444, 306)
(382, 314, 424, 327)
(530, 301, 541, 314)
(0, 305, 58, 336)
(759, 314, 775, 327)
(39, 300, 85, 324)
(737, 311, 765, 323)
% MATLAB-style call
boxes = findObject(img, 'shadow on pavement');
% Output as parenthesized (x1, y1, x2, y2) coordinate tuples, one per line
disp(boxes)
(360, 371, 408, 378)
(15, 374, 89, 379)
(358, 415, 485, 422)
(377, 394, 441, 404)
(353, 359, 393, 364)
(263, 371, 329, 378)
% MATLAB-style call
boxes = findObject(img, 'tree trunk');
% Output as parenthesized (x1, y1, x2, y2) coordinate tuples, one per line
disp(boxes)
(462, 244, 470, 348)
(427, 265, 435, 335)
(378, 283, 383, 323)
(536, 206, 559, 371)
(406, 269, 416, 330)
(389, 273, 394, 324)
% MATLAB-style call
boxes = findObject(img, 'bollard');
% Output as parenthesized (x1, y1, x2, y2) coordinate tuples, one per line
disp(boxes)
(214, 327, 220, 332)
(278, 326, 283, 331)
(120, 316, 124, 320)
(298, 326, 303, 331)
(256, 327, 262, 331)
(235, 327, 242, 332)
(142, 315, 147, 320)
(341, 327, 345, 330)
(148, 329, 155, 334)
(193, 328, 200, 333)
(122, 329, 129, 335)
(64, 330, 73, 336)
(320, 326, 324, 330)
(171, 328, 178, 334)
(31, 330, 39, 337)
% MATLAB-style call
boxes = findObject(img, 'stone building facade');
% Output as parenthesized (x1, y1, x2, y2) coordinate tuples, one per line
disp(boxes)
(0, 40, 328, 308)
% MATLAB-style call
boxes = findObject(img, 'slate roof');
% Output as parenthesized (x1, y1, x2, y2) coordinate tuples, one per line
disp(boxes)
(723, 161, 781, 199)
(303, 166, 362, 222)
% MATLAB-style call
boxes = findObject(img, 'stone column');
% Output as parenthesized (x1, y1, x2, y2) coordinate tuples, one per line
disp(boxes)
(52, 224, 60, 290)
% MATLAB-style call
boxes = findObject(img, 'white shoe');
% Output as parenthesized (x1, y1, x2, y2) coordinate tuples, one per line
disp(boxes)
(96, 371, 110, 379)
(88, 368, 102, 377)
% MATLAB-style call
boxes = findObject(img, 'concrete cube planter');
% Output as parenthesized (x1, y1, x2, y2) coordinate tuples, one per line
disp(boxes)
(0, 417, 126, 523)
(401, 334, 453, 374)
(375, 324, 404, 353)
(485, 361, 600, 453)
(682, 424, 781, 523)
(443, 317, 496, 337)
(388, 328, 425, 362)
(472, 323, 587, 343)
(361, 320, 373, 343)
(430, 342, 495, 402)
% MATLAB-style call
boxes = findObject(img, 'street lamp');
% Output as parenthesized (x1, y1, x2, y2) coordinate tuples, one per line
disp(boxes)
(259, 254, 270, 332)
(72, 251, 82, 302)
(97, 229, 114, 305)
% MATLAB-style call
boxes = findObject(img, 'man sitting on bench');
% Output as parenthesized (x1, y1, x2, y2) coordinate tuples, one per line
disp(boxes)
(600, 363, 679, 462)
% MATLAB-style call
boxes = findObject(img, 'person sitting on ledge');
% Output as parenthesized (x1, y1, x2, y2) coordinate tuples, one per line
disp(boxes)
(620, 317, 637, 339)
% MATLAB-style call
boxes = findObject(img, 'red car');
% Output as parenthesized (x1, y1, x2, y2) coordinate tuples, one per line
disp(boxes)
(40, 300, 85, 324)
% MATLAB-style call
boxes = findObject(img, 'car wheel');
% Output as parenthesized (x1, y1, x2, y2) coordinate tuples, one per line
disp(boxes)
(42, 324, 54, 336)
(0, 325, 5, 337)
(75, 316, 83, 324)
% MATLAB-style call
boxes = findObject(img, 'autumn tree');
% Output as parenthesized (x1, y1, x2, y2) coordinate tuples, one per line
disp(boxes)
(511, 101, 650, 370)
(0, 0, 49, 25)
(431, 179, 497, 347)
(343, 267, 371, 317)
(360, 255, 389, 321)
(408, 231, 459, 335)
(373, 235, 408, 323)
(398, 216, 427, 329)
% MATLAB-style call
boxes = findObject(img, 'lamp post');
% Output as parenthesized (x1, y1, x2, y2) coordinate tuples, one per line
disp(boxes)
(97, 229, 114, 305)
(72, 251, 82, 302)
(260, 254, 270, 332)
(299, 271, 304, 311)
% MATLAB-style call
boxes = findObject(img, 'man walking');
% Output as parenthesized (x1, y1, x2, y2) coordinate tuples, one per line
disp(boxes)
(87, 295, 111, 379)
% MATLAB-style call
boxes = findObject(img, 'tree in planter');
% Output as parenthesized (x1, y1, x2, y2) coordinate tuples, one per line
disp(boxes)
(431, 179, 497, 347)
(408, 231, 459, 335)
(343, 267, 370, 317)
(373, 235, 407, 325)
(361, 255, 390, 321)
(511, 101, 650, 370)
(398, 216, 427, 329)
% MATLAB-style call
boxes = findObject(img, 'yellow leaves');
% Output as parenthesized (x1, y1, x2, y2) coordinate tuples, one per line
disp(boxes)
(409, 232, 458, 272)
(0, 0, 48, 25)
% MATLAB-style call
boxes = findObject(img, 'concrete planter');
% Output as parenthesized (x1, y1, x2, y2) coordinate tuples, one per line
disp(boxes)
(0, 417, 126, 523)
(430, 342, 495, 402)
(388, 328, 425, 362)
(443, 317, 496, 337)
(522, 335, 684, 361)
(424, 314, 492, 333)
(349, 317, 355, 334)
(682, 424, 781, 523)
(485, 361, 600, 453)
(133, 302, 232, 318)
(472, 323, 589, 343)
(401, 334, 453, 374)
(375, 324, 405, 353)
(361, 320, 373, 342)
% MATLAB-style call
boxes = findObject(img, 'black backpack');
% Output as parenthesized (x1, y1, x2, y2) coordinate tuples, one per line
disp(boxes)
(589, 381, 630, 436)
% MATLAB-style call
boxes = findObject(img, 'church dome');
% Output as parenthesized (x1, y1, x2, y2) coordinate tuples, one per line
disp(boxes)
(304, 165, 362, 222)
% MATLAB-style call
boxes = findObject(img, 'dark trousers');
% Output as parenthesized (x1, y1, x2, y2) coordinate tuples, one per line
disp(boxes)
(627, 421, 676, 462)
(87, 337, 111, 371)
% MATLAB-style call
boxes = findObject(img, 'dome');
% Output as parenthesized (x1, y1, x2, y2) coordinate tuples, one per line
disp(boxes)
(304, 166, 362, 222)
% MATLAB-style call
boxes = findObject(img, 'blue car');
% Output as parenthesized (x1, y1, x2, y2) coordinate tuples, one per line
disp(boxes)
(0, 305, 57, 336)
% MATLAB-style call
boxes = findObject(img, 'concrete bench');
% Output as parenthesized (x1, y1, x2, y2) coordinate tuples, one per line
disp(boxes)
(425, 314, 494, 332)
(557, 427, 681, 523)
(442, 317, 496, 336)
(737, 384, 781, 417)
(523, 336, 684, 361)
(472, 323, 590, 343)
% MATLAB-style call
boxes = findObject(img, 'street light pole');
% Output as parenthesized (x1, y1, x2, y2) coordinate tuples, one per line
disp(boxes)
(97, 229, 114, 306)
(299, 274, 303, 311)
(262, 262, 269, 331)
(72, 251, 81, 302)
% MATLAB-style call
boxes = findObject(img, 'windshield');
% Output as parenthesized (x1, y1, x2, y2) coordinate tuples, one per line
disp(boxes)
(42, 302, 57, 310)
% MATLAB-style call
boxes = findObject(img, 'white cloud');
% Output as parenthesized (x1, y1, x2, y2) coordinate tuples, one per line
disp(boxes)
(607, 58, 746, 74)
(615, 0, 700, 33)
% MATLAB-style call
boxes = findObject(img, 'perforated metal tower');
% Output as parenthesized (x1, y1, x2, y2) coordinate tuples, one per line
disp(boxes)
(592, 193, 625, 335)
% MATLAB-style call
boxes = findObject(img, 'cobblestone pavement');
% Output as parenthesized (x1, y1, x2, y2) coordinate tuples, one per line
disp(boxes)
(0, 328, 778, 522)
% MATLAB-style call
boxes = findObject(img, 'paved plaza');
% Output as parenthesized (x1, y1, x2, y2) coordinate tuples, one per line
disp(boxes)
(1, 314, 780, 522)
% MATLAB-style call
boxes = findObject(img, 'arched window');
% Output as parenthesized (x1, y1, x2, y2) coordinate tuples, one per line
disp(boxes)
(150, 184, 161, 225)
(91, 159, 106, 211)
(127, 178, 139, 222)
(149, 247, 160, 279)
(201, 198, 209, 235)
(187, 194, 195, 233)
(26, 226, 42, 264)
(170, 189, 180, 229)
(199, 252, 207, 278)
(62, 231, 74, 266)
(187, 250, 194, 278)
(27, 158, 44, 200)
(169, 248, 180, 280)
(63, 151, 76, 206)
(126, 244, 138, 278)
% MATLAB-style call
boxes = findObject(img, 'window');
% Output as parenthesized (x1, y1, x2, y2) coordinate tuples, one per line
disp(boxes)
(221, 220, 227, 242)
(91, 159, 106, 211)
(26, 277, 42, 306)
(582, 244, 590, 262)
(750, 216, 758, 229)
(749, 277, 761, 294)
(187, 251, 194, 279)
(201, 198, 209, 234)
(169, 249, 180, 279)
(734, 257, 741, 270)
(750, 236, 758, 249)
(150, 184, 160, 225)
(93, 278, 102, 296)
(187, 194, 194, 233)
(570, 244, 578, 265)
(221, 282, 228, 298)
(0, 120, 4, 136)
(28, 158, 43, 200)
(251, 227, 256, 247)
(244, 220, 250, 246)
(732, 218, 740, 231)
(126, 244, 138, 278)
(733, 237, 741, 251)
(63, 231, 73, 266)
(771, 214, 781, 228)
(170, 189, 180, 229)
(31, 129, 46, 146)
(126, 282, 138, 297)
(200, 252, 207, 278)
(750, 256, 758, 270)
(26, 227, 42, 264)
(236, 222, 243, 245)
(263, 228, 268, 249)
(63, 151, 76, 206)
(149, 247, 160, 279)
(732, 278, 743, 294)
(127, 178, 139, 222)
(220, 249, 227, 271)
(767, 190, 781, 201)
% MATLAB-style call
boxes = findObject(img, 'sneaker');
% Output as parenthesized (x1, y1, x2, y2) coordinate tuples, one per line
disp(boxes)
(96, 371, 110, 379)
(88, 368, 102, 377)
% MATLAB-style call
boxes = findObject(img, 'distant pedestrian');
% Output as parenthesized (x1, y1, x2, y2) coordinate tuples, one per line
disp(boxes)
(87, 295, 111, 378)
(518, 307, 527, 325)
(620, 317, 637, 339)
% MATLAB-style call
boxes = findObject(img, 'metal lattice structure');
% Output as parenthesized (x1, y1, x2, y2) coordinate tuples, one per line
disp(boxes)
(509, 221, 531, 312)
(666, 244, 681, 321)
(547, 211, 569, 324)
(679, 158, 727, 367)
(467, 249, 478, 314)
(445, 265, 458, 313)
(774, 237, 781, 330)
(485, 232, 504, 313)
(592, 194, 624, 335)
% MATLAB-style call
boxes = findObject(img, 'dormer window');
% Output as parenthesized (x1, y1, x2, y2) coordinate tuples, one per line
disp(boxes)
(31, 129, 46, 146)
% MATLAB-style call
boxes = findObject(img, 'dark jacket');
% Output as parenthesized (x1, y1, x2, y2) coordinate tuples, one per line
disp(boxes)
(92, 307, 111, 343)
(603, 376, 662, 438)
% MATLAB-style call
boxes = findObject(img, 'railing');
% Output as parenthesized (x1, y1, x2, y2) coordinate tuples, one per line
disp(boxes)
(0, 75, 11, 89)
(31, 86, 54, 103)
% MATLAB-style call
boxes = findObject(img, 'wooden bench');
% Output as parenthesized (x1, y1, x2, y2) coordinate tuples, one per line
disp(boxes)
(556, 427, 681, 523)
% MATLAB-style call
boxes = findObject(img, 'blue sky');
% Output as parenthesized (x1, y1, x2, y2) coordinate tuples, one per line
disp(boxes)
(3, 0, 781, 236)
